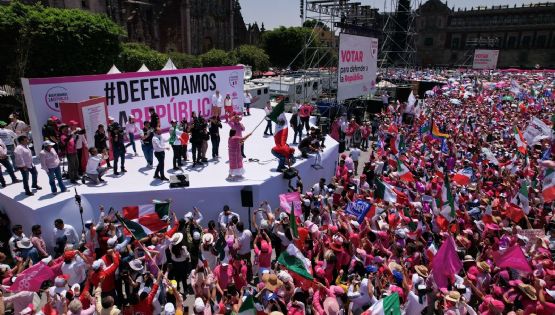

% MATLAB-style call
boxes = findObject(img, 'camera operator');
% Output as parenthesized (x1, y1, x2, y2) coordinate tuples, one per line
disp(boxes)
(60, 124, 80, 183)
(109, 122, 126, 175)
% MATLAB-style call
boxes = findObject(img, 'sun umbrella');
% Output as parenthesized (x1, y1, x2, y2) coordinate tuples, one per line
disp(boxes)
(263, 71, 276, 76)
(502, 95, 514, 101)
(450, 99, 462, 105)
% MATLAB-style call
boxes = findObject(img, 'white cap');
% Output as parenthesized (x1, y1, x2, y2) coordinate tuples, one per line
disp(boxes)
(41, 256, 53, 265)
(184, 212, 193, 221)
(92, 259, 104, 270)
(194, 297, 205, 313)
(107, 235, 118, 247)
(164, 303, 176, 315)
(193, 231, 201, 240)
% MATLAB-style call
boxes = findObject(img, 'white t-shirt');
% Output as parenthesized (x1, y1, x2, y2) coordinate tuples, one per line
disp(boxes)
(53, 224, 79, 246)
(350, 148, 361, 161)
(403, 291, 428, 315)
(237, 229, 252, 255)
(244, 93, 252, 103)
(212, 94, 223, 108)
(86, 154, 103, 174)
(61, 255, 87, 286)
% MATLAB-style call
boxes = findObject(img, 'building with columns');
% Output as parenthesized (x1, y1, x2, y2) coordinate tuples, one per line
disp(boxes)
(415, 0, 555, 68)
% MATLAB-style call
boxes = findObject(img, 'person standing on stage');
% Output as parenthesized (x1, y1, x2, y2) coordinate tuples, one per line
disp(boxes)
(244, 91, 252, 116)
(152, 127, 169, 181)
(0, 138, 19, 187)
(149, 107, 160, 129)
(140, 121, 154, 168)
(209, 116, 222, 159)
(289, 110, 303, 144)
(60, 124, 80, 183)
(94, 124, 110, 168)
(263, 102, 273, 136)
(190, 114, 205, 166)
(229, 114, 246, 158)
(179, 119, 190, 162)
(224, 94, 233, 121)
(227, 129, 250, 180)
(7, 112, 30, 138)
(125, 115, 139, 156)
(0, 121, 17, 167)
(14, 135, 41, 196)
(70, 121, 87, 176)
(169, 120, 183, 170)
(200, 117, 210, 163)
(109, 122, 126, 175)
(298, 102, 313, 133)
(39, 140, 66, 195)
(211, 90, 223, 119)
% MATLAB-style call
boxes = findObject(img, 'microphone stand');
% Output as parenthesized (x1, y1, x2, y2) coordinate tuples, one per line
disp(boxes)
(74, 188, 85, 237)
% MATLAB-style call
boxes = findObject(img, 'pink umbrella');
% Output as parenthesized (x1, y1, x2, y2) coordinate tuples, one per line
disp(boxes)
(263, 71, 276, 76)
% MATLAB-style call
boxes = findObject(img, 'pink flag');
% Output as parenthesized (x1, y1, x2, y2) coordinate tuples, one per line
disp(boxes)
(9, 262, 54, 292)
(279, 192, 302, 216)
(493, 246, 532, 273)
(431, 236, 462, 289)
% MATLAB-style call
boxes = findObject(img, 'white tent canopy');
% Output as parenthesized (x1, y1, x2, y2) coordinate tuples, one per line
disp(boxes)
(376, 80, 397, 88)
(107, 65, 121, 74)
(137, 64, 150, 72)
(162, 58, 177, 71)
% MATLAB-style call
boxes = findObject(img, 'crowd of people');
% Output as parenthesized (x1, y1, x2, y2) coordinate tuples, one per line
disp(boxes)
(0, 69, 554, 315)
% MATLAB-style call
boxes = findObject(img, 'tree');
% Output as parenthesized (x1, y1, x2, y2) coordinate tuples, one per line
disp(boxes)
(0, 1, 125, 84)
(200, 49, 237, 67)
(262, 26, 318, 69)
(167, 52, 202, 68)
(233, 45, 270, 71)
(117, 42, 167, 72)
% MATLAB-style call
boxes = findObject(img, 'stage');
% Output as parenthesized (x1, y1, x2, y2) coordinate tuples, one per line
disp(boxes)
(0, 109, 338, 246)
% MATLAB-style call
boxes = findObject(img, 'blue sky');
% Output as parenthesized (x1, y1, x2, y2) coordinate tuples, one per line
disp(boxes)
(240, 0, 542, 30)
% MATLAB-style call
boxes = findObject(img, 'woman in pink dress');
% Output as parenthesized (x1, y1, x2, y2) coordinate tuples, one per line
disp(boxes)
(227, 129, 250, 179)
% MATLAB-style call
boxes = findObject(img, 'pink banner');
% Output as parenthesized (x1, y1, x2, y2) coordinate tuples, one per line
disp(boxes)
(9, 262, 54, 292)
(432, 236, 462, 289)
(493, 246, 532, 273)
(279, 192, 302, 216)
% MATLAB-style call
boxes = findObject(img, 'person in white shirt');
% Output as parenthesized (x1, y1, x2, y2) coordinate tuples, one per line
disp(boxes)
(39, 140, 66, 194)
(82, 147, 107, 184)
(7, 113, 30, 138)
(211, 90, 223, 119)
(236, 221, 253, 281)
(53, 219, 80, 255)
(14, 135, 41, 196)
(61, 250, 87, 286)
(8, 224, 26, 259)
(125, 115, 139, 156)
(217, 205, 240, 229)
(0, 138, 19, 187)
(350, 147, 361, 176)
(244, 91, 252, 116)
(0, 120, 18, 166)
(168, 120, 183, 170)
(152, 127, 169, 181)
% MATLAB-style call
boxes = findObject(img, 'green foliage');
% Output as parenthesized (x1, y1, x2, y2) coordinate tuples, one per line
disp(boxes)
(262, 26, 318, 69)
(0, 1, 125, 84)
(117, 42, 167, 72)
(233, 45, 270, 71)
(167, 52, 202, 68)
(200, 49, 237, 67)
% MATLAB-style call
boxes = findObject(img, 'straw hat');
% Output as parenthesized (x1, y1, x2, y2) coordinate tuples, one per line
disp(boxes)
(129, 259, 144, 272)
(16, 238, 33, 249)
(171, 233, 183, 245)
(202, 233, 214, 245)
(463, 255, 475, 263)
(262, 273, 283, 292)
(388, 261, 403, 273)
(415, 265, 429, 278)
(477, 261, 491, 273)
(445, 291, 461, 303)
(518, 283, 537, 301)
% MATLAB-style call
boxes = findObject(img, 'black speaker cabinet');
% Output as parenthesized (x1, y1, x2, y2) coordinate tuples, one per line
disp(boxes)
(240, 188, 253, 208)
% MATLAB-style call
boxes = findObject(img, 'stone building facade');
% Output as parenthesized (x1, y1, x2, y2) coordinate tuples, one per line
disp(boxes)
(415, 0, 555, 68)
(38, 0, 262, 55)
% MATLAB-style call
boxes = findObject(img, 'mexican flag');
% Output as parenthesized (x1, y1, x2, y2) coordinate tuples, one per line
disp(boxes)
(437, 172, 456, 230)
(116, 213, 153, 239)
(375, 180, 398, 203)
(511, 180, 530, 214)
(238, 295, 256, 315)
(514, 126, 527, 155)
(390, 134, 405, 155)
(122, 200, 170, 235)
(267, 100, 288, 146)
(543, 168, 555, 202)
(452, 167, 473, 186)
(368, 293, 401, 315)
(278, 249, 313, 280)
(396, 158, 414, 182)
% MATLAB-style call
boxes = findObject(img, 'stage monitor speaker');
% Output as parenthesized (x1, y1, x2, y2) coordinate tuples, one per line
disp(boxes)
(241, 188, 253, 208)
(169, 174, 189, 188)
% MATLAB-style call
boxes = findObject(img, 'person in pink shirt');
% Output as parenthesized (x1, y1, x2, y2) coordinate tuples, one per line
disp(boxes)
(30, 224, 49, 259)
(253, 231, 273, 279)
(60, 124, 80, 183)
(213, 259, 234, 296)
(39, 140, 66, 194)
(335, 159, 348, 179)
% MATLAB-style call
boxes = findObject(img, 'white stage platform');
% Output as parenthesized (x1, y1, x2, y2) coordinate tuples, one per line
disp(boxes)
(0, 109, 338, 246)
